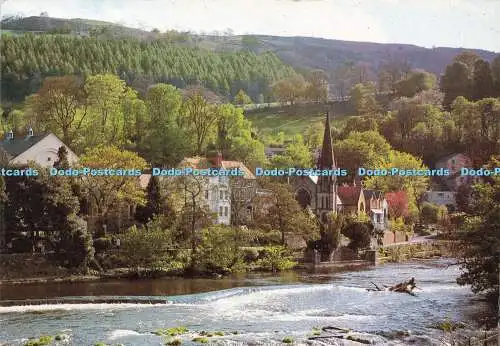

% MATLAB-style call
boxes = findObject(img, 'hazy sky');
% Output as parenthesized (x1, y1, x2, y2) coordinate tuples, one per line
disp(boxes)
(2, 0, 499, 52)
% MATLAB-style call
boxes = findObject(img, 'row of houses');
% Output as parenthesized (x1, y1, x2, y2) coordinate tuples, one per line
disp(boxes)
(0, 120, 480, 250)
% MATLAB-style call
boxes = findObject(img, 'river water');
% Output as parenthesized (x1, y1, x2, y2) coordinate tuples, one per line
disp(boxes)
(0, 259, 487, 345)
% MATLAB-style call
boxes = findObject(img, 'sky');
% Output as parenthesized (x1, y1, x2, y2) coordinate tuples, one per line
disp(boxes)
(2, 0, 500, 52)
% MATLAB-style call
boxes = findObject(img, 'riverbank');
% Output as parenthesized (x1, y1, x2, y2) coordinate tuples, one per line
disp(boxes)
(0, 241, 452, 286)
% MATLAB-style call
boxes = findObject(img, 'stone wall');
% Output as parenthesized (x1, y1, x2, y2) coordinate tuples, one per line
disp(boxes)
(381, 230, 408, 245)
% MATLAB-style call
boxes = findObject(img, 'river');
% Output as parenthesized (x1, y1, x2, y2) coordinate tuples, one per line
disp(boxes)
(0, 259, 487, 345)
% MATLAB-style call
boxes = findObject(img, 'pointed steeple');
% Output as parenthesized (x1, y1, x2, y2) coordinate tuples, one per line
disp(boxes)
(317, 111, 335, 169)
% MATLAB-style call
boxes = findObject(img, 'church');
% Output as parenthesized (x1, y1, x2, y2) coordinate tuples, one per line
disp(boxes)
(293, 111, 389, 231)
(294, 111, 343, 226)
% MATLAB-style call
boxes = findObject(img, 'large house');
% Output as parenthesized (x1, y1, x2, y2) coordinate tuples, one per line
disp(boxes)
(0, 129, 78, 167)
(435, 153, 477, 191)
(180, 153, 256, 225)
(337, 185, 388, 231)
(0, 130, 79, 251)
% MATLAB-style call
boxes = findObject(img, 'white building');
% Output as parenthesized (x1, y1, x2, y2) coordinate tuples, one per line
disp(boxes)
(181, 153, 256, 226)
(0, 130, 79, 251)
(423, 191, 457, 209)
(0, 130, 78, 167)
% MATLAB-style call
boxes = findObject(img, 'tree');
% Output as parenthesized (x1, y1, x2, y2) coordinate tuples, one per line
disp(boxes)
(233, 89, 253, 105)
(271, 75, 307, 105)
(56, 215, 95, 273)
(78, 146, 148, 231)
(171, 175, 214, 258)
(140, 83, 189, 166)
(349, 82, 378, 115)
(385, 191, 409, 219)
(456, 157, 499, 310)
(216, 103, 265, 167)
(491, 55, 500, 96)
(472, 59, 494, 101)
(193, 225, 249, 274)
(271, 135, 312, 168)
(364, 150, 430, 218)
(82, 74, 129, 149)
(334, 131, 391, 182)
(181, 87, 219, 154)
(32, 75, 87, 145)
(135, 176, 165, 224)
(253, 182, 319, 245)
(4, 165, 80, 253)
(394, 70, 437, 98)
(120, 221, 176, 275)
(420, 202, 439, 225)
(303, 123, 323, 150)
(241, 35, 260, 52)
(341, 220, 373, 253)
(304, 69, 328, 102)
(441, 62, 471, 109)
(53, 146, 70, 169)
(453, 51, 481, 78)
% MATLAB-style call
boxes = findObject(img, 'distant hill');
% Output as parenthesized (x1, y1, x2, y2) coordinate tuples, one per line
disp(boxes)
(0, 15, 155, 39)
(1, 15, 498, 96)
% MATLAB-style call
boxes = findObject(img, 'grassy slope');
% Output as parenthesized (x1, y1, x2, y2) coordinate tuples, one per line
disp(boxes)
(246, 103, 350, 139)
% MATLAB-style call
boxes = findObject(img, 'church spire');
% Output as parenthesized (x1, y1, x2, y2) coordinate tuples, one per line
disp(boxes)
(317, 111, 335, 169)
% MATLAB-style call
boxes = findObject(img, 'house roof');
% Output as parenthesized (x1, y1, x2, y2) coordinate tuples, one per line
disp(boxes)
(436, 152, 470, 164)
(181, 156, 256, 179)
(363, 189, 383, 200)
(0, 133, 50, 158)
(337, 186, 362, 206)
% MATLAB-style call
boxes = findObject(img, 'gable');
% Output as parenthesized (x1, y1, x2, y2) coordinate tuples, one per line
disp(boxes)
(10, 133, 79, 167)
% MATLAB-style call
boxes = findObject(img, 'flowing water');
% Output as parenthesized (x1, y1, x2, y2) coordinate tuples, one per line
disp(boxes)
(0, 259, 488, 345)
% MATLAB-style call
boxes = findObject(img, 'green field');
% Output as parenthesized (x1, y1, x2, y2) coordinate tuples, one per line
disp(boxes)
(245, 103, 350, 139)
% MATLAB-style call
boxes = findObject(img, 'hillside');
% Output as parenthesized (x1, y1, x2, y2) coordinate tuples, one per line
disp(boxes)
(3, 16, 497, 77)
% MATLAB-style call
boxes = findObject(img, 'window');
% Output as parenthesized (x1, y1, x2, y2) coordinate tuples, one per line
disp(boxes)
(205, 190, 209, 200)
(220, 190, 223, 199)
(377, 214, 381, 223)
(437, 193, 444, 197)
(224, 206, 228, 216)
(451, 158, 456, 164)
(47, 157, 51, 161)
(219, 206, 223, 216)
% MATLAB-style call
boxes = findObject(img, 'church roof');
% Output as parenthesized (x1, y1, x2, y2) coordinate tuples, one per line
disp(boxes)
(317, 111, 335, 169)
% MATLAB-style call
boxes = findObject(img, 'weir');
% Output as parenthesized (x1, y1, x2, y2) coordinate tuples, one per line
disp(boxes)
(0, 297, 170, 307)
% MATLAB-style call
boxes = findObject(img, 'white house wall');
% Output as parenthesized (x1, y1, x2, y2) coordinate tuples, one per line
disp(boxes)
(10, 134, 79, 167)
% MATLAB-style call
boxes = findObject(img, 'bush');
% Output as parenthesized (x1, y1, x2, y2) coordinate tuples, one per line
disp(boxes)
(193, 226, 247, 274)
(241, 247, 260, 263)
(420, 202, 439, 224)
(257, 246, 297, 272)
(341, 221, 373, 252)
(93, 237, 112, 253)
(9, 236, 32, 253)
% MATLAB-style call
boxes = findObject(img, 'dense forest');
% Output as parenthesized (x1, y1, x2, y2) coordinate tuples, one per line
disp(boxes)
(0, 34, 297, 103)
